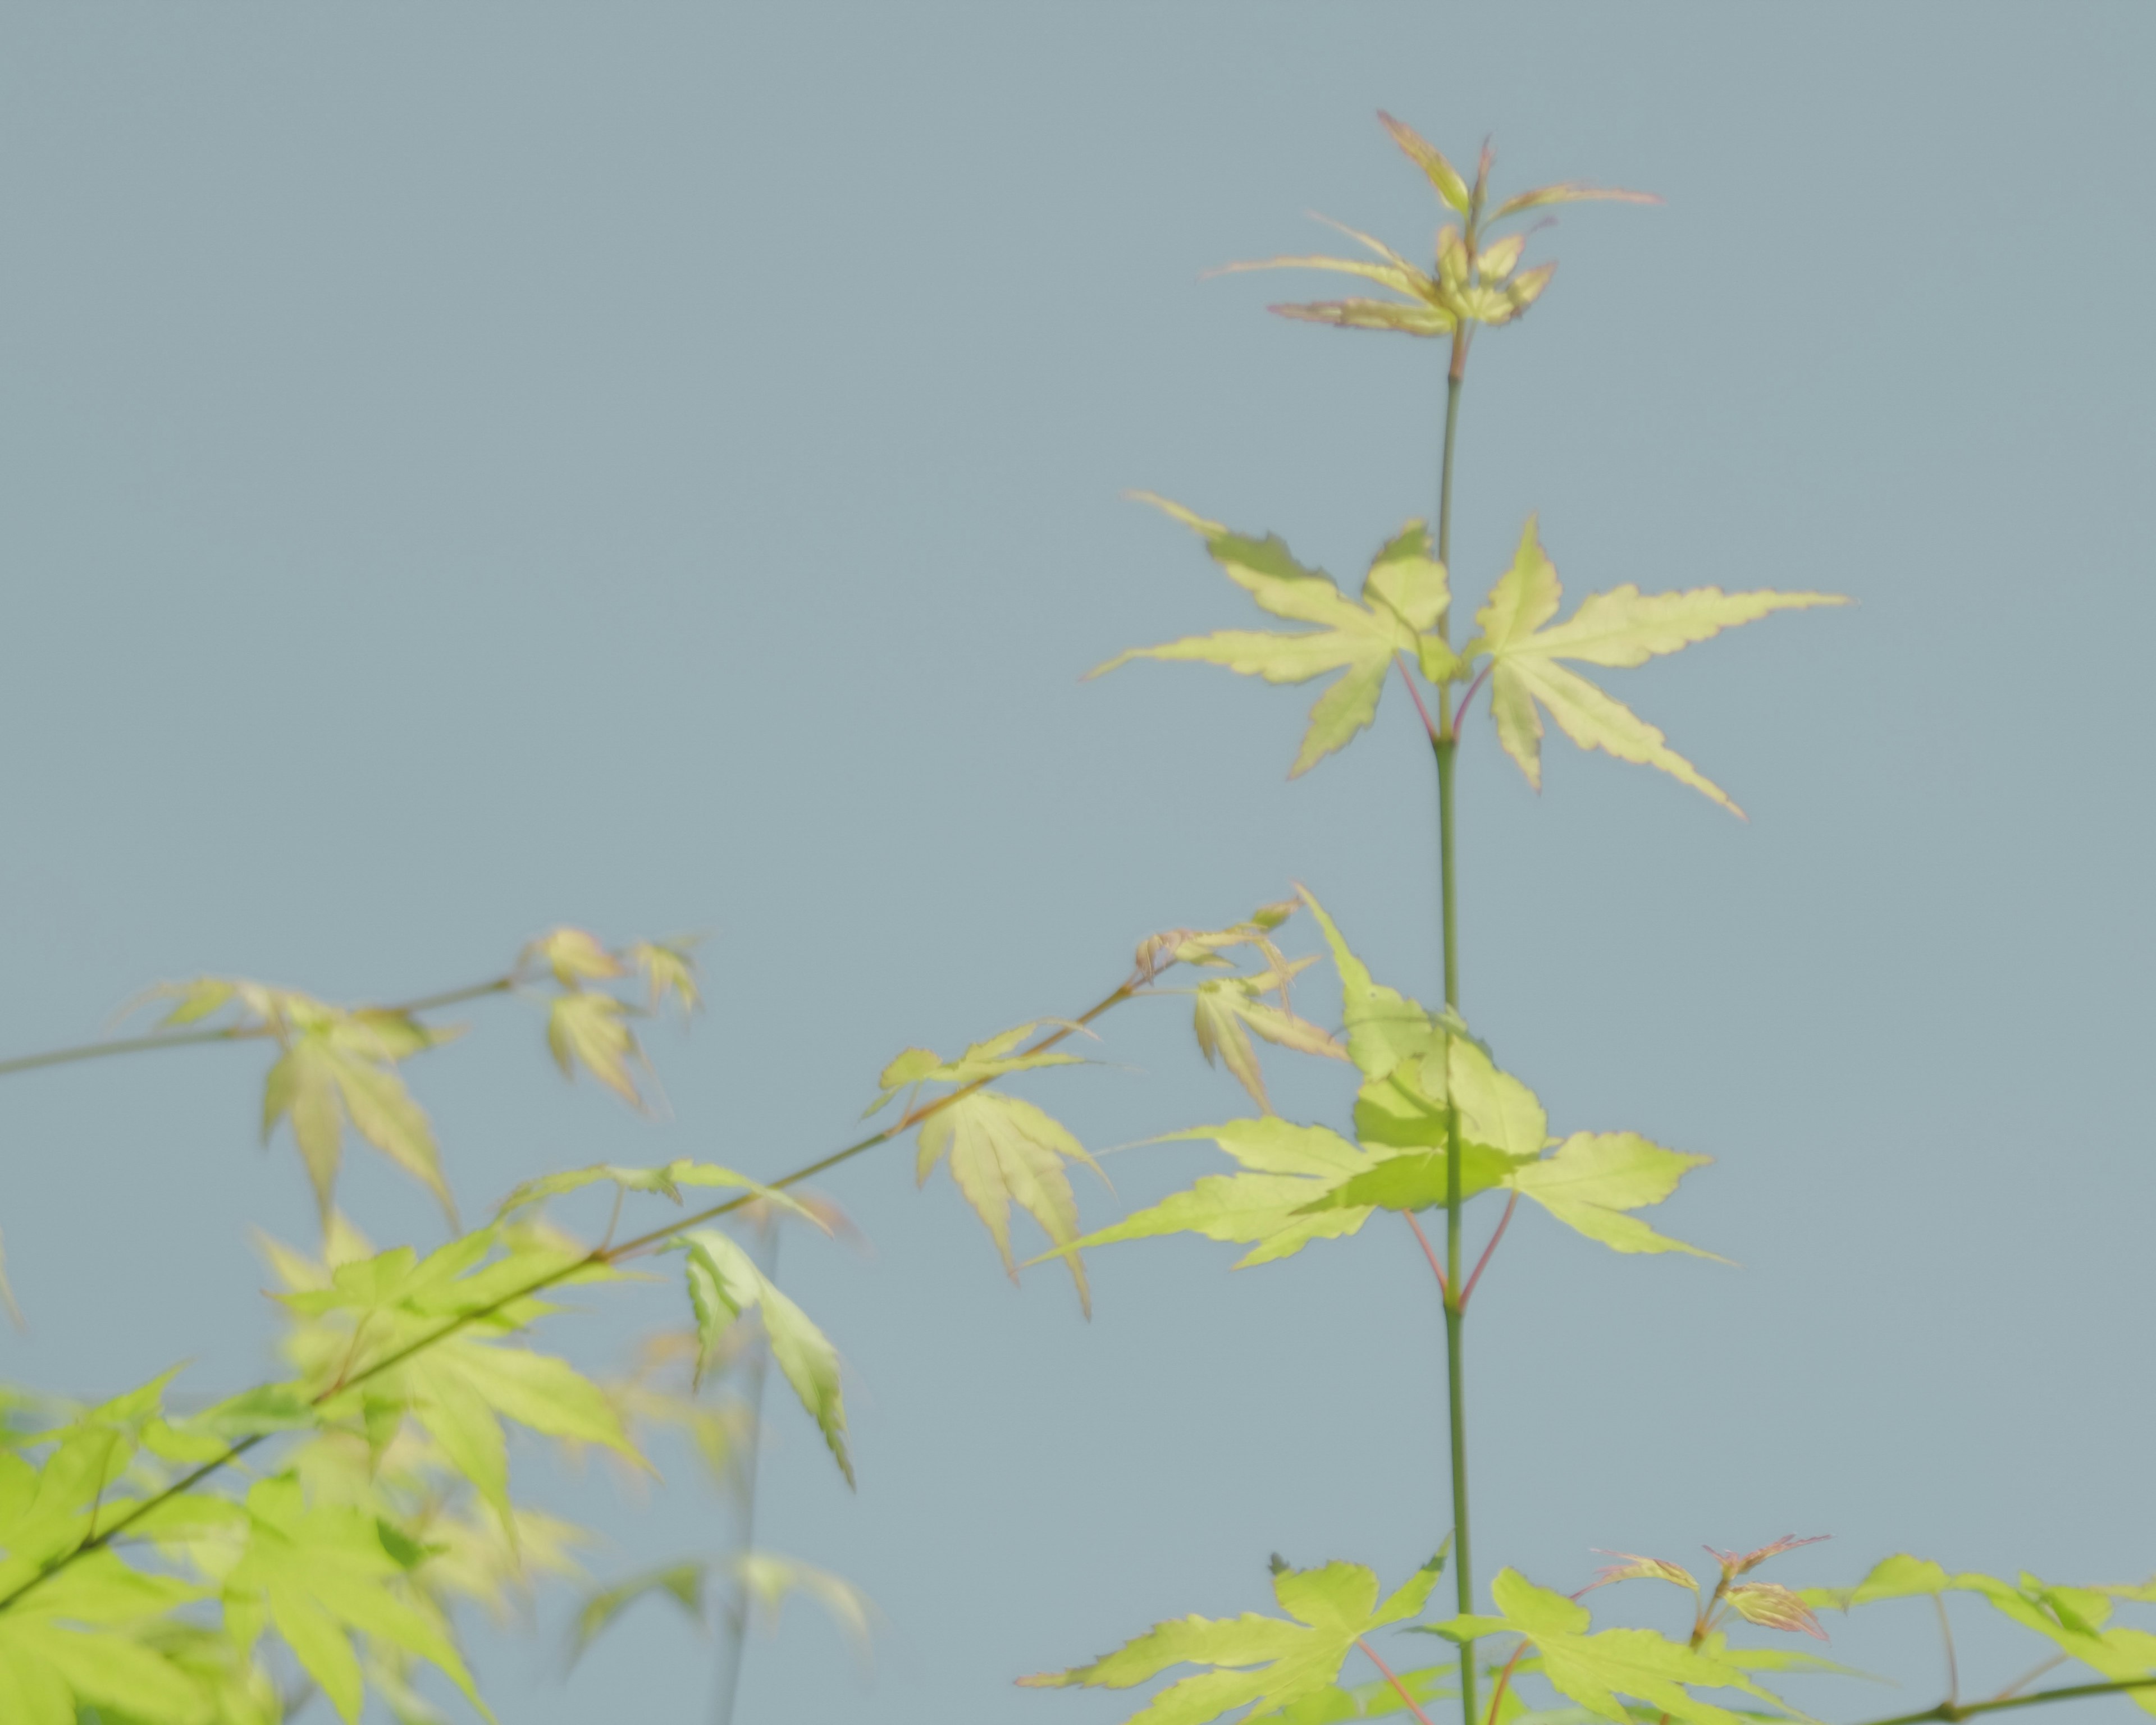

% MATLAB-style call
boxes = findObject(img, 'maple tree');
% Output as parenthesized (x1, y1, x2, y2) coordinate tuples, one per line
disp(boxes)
(0, 106, 2146, 1725)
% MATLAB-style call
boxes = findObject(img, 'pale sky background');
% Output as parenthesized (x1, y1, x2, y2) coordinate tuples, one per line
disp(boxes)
(1, 6, 2152, 1724)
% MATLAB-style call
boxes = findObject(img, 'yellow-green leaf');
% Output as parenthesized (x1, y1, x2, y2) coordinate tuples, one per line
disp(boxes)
(547, 991, 642, 1106)
(917, 1092, 1106, 1312)
(1511, 1133, 1722, 1260)
(1469, 516, 1845, 816)
(1094, 501, 1448, 776)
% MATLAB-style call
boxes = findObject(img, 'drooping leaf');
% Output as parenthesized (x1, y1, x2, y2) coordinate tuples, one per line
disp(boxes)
(570, 1561, 707, 1663)
(1190, 962, 1348, 1112)
(1092, 501, 1449, 776)
(628, 939, 702, 1017)
(732, 1550, 878, 1657)
(1466, 517, 1845, 816)
(547, 991, 643, 1107)
(261, 1008, 457, 1226)
(1510, 1133, 1721, 1260)
(1429, 1570, 1797, 1725)
(917, 1092, 1107, 1311)
(675, 1229, 851, 1485)
(1022, 1553, 1447, 1725)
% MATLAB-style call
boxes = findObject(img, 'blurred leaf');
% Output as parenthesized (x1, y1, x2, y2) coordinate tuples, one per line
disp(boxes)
(523, 928, 622, 987)
(1377, 110, 1470, 214)
(628, 939, 702, 1017)
(862, 1023, 1087, 1118)
(223, 1475, 491, 1725)
(675, 1230, 851, 1486)
(261, 1008, 455, 1227)
(732, 1550, 877, 1659)
(1724, 1586, 1825, 1641)
(547, 992, 643, 1107)
(571, 1561, 707, 1663)
(495, 1159, 822, 1229)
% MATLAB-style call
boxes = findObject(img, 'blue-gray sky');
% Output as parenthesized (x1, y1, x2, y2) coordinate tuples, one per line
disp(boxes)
(1, 6, 2151, 1723)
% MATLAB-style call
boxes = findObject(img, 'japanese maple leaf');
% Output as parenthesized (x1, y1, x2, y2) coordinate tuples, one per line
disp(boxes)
(1463, 517, 1846, 816)
(1023, 1554, 1445, 1724)
(1091, 497, 1450, 777)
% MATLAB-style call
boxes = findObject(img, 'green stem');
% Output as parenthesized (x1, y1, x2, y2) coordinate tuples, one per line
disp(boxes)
(1852, 1680, 2156, 1725)
(0, 976, 514, 1082)
(712, 1220, 778, 1725)
(1435, 328, 1475, 1725)
(0, 973, 1145, 1616)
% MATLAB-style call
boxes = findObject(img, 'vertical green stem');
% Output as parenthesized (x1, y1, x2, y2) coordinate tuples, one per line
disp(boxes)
(712, 1220, 779, 1725)
(1433, 341, 1476, 1725)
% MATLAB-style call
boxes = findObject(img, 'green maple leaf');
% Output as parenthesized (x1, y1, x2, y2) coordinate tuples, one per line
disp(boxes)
(1510, 1133, 1722, 1260)
(1804, 1559, 2156, 1714)
(1464, 516, 1846, 816)
(260, 1002, 458, 1227)
(918, 1091, 1107, 1312)
(220, 1475, 491, 1725)
(547, 991, 645, 1107)
(1022, 1553, 1446, 1724)
(280, 1233, 642, 1531)
(1091, 498, 1452, 776)
(1047, 1118, 1373, 1268)
(675, 1228, 851, 1485)
(1432, 1570, 1798, 1725)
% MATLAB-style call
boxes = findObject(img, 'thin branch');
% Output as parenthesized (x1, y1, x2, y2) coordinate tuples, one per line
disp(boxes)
(1994, 1655, 2068, 1704)
(1357, 1638, 1440, 1725)
(0, 970, 1147, 1616)
(1934, 1596, 1961, 1707)
(1457, 1189, 1518, 1312)
(1396, 655, 1445, 747)
(1482, 1636, 1532, 1725)
(0, 975, 515, 1082)
(1452, 664, 1492, 733)
(1851, 1678, 2156, 1725)
(1404, 1211, 1449, 1299)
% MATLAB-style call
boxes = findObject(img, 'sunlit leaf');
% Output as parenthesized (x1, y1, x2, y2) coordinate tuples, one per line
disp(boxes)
(1510, 1134, 1720, 1260)
(222, 1475, 491, 1725)
(1467, 517, 1845, 816)
(676, 1229, 851, 1485)
(1430, 1570, 1797, 1725)
(918, 1092, 1106, 1311)
(1092, 501, 1446, 776)
(1022, 1552, 1447, 1725)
